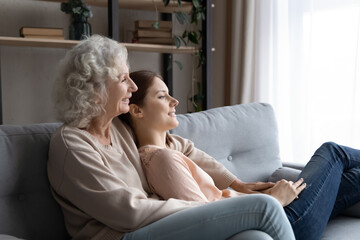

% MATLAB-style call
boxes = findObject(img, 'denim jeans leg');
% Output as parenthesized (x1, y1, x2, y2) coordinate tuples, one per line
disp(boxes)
(123, 194, 295, 240)
(284, 142, 360, 240)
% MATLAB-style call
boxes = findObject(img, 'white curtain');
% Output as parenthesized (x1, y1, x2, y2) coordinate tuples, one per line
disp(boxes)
(255, 0, 360, 163)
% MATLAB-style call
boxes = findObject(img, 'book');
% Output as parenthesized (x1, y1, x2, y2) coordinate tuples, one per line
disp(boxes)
(137, 38, 174, 45)
(20, 27, 64, 37)
(22, 35, 65, 40)
(134, 29, 172, 38)
(135, 20, 172, 30)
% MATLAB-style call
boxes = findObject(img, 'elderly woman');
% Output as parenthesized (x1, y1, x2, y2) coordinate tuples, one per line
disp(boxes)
(47, 35, 294, 240)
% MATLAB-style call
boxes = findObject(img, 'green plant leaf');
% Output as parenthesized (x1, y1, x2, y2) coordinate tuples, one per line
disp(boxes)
(175, 11, 191, 25)
(196, 49, 206, 68)
(61, 0, 93, 19)
(173, 36, 181, 48)
(175, 12, 185, 24)
(188, 31, 199, 44)
(177, 0, 182, 7)
(73, 7, 82, 14)
(163, 0, 170, 7)
(180, 36, 188, 46)
(152, 21, 159, 29)
(196, 12, 202, 21)
(192, 0, 200, 8)
(174, 60, 183, 70)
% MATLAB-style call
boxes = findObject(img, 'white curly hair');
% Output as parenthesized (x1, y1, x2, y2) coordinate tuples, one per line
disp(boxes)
(53, 35, 128, 128)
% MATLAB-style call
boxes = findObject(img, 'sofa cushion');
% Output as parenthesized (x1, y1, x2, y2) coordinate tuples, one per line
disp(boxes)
(0, 123, 69, 240)
(172, 103, 282, 182)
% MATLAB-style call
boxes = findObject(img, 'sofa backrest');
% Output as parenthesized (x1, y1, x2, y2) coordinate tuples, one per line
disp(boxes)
(0, 122, 69, 240)
(172, 103, 282, 182)
(0, 103, 281, 239)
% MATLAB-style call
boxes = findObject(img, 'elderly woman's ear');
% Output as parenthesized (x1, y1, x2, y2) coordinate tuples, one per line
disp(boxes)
(129, 104, 144, 119)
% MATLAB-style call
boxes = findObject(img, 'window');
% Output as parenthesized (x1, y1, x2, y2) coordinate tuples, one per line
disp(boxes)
(271, 0, 360, 163)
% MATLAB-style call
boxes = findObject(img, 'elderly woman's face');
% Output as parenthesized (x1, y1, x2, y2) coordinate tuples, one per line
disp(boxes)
(105, 59, 137, 116)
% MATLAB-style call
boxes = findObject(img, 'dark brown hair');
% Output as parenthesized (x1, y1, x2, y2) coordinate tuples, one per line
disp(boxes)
(118, 70, 172, 146)
(128, 70, 163, 107)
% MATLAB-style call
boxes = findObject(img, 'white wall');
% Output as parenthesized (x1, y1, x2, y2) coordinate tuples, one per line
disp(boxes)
(0, 0, 194, 124)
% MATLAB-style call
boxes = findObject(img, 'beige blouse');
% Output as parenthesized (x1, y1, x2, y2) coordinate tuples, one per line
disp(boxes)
(139, 145, 242, 203)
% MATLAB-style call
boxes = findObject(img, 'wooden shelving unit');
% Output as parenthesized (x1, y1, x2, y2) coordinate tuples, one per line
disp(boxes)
(0, 36, 197, 54)
(0, 0, 195, 53)
(39, 0, 192, 13)
(0, 0, 212, 124)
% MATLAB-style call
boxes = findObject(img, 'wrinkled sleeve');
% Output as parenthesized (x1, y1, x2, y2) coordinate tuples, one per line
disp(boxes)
(169, 134, 237, 190)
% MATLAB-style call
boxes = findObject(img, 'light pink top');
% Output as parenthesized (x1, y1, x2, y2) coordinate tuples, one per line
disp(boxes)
(139, 145, 241, 203)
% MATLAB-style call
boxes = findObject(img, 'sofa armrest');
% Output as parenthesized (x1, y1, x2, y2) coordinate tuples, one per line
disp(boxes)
(269, 164, 360, 218)
(282, 162, 305, 170)
(268, 166, 301, 182)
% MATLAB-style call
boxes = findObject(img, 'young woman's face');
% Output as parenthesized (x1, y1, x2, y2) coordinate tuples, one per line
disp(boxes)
(105, 60, 137, 116)
(141, 77, 179, 132)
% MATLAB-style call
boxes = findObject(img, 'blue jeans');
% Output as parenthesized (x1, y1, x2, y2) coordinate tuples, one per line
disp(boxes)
(123, 194, 295, 240)
(285, 142, 360, 240)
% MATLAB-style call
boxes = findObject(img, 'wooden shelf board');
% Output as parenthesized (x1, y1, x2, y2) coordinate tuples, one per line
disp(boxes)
(39, 0, 192, 13)
(0, 36, 197, 54)
(0, 36, 78, 49)
(126, 43, 196, 54)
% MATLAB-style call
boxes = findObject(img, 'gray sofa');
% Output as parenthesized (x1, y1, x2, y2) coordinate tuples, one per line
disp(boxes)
(0, 102, 359, 239)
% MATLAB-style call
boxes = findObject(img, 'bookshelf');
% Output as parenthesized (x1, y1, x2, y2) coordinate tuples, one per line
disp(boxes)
(0, 36, 197, 54)
(39, 0, 193, 13)
(0, 0, 212, 124)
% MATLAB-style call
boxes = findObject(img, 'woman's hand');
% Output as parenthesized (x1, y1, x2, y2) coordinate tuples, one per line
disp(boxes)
(230, 178, 275, 194)
(263, 178, 306, 206)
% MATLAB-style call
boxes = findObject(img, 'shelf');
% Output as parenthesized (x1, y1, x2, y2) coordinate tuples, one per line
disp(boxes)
(40, 0, 192, 13)
(0, 36, 197, 54)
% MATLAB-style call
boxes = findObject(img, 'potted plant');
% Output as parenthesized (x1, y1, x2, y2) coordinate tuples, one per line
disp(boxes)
(61, 0, 93, 40)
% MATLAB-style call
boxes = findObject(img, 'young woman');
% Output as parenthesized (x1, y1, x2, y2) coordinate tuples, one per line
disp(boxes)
(119, 70, 360, 240)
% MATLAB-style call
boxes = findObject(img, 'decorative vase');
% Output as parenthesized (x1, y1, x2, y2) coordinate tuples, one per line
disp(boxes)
(69, 15, 91, 40)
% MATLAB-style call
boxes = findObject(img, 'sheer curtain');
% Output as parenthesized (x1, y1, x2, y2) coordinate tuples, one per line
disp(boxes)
(263, 0, 360, 163)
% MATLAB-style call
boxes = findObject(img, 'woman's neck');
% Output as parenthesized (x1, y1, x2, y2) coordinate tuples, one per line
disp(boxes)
(136, 128, 167, 148)
(84, 117, 113, 146)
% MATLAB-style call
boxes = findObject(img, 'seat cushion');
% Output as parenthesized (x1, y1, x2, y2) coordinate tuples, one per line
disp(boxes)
(322, 216, 360, 239)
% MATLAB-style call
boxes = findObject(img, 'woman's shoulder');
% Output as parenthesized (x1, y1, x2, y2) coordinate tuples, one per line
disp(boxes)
(167, 134, 195, 154)
(138, 145, 171, 157)
(139, 145, 183, 165)
(50, 124, 99, 152)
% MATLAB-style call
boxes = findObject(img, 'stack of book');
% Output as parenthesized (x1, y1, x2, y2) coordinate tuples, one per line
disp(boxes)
(134, 20, 173, 45)
(20, 27, 64, 40)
